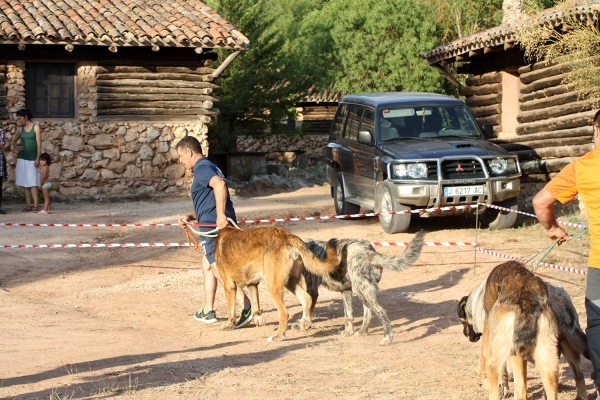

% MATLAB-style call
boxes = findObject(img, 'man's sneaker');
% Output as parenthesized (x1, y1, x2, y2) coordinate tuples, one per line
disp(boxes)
(0, 208, 5, 214)
(235, 308, 252, 329)
(194, 308, 217, 324)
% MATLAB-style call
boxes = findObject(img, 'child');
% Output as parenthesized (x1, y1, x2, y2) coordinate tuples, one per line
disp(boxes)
(37, 153, 52, 214)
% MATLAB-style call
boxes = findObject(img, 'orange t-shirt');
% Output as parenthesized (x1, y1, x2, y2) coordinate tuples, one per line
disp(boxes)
(545, 147, 600, 268)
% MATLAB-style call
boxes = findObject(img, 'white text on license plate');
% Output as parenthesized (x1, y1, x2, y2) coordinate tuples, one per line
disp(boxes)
(444, 186, 484, 196)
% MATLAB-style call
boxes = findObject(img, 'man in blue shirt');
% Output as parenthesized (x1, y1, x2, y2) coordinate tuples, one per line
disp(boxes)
(176, 136, 252, 328)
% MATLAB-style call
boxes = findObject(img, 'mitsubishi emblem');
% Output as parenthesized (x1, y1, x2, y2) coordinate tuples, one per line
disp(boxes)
(456, 163, 464, 172)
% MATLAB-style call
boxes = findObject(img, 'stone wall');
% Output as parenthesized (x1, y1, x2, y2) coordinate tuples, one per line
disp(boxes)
(2, 61, 210, 198)
(236, 133, 329, 161)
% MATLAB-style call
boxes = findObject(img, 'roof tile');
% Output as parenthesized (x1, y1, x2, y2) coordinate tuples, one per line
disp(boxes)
(421, 1, 600, 64)
(0, 0, 248, 49)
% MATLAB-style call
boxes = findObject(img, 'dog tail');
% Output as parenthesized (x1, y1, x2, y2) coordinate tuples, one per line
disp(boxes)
(293, 236, 340, 276)
(547, 282, 590, 359)
(371, 231, 425, 272)
(565, 324, 590, 359)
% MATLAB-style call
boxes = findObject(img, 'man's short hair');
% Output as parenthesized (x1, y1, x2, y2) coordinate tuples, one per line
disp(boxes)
(175, 136, 203, 155)
(594, 110, 600, 127)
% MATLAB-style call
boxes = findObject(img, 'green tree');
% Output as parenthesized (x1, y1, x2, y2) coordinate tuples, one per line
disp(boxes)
(300, 0, 447, 93)
(205, 0, 321, 151)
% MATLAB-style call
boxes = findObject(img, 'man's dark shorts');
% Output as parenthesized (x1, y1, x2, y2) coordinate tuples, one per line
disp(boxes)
(200, 235, 216, 264)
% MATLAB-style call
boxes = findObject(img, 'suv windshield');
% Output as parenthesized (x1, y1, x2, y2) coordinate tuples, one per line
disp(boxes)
(379, 105, 481, 141)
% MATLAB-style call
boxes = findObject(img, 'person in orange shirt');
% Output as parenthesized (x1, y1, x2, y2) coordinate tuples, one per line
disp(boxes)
(533, 109, 600, 395)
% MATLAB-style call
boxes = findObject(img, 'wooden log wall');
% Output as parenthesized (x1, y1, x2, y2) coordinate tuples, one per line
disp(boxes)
(96, 62, 220, 122)
(460, 72, 503, 133)
(498, 60, 598, 177)
(300, 104, 336, 135)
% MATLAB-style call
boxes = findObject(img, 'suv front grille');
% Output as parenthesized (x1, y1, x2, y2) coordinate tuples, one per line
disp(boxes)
(441, 159, 485, 179)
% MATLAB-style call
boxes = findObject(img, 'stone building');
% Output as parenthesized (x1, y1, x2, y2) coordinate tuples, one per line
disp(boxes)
(1, 0, 248, 198)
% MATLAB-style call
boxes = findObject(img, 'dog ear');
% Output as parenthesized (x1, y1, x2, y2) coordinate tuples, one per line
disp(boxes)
(457, 296, 468, 318)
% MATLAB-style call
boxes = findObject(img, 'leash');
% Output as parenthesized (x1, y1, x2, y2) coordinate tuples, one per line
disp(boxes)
(183, 227, 200, 250)
(182, 218, 242, 250)
(526, 227, 588, 270)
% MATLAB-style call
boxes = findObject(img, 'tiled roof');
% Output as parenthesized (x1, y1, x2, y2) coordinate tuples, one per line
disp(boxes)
(302, 88, 347, 103)
(0, 0, 249, 50)
(420, 2, 600, 64)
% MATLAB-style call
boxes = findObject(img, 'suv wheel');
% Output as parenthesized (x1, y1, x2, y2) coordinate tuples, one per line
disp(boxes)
(334, 173, 360, 215)
(487, 197, 518, 230)
(378, 184, 411, 233)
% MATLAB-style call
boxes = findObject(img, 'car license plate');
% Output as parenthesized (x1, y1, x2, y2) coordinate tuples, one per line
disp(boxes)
(444, 185, 484, 196)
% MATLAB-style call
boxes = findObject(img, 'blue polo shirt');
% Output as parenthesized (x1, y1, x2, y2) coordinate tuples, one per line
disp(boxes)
(191, 157, 236, 227)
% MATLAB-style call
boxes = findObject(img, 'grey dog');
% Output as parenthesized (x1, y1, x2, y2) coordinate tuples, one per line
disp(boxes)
(458, 277, 589, 399)
(301, 231, 425, 345)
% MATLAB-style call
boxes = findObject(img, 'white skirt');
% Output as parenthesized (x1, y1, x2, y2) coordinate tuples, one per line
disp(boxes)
(15, 159, 40, 188)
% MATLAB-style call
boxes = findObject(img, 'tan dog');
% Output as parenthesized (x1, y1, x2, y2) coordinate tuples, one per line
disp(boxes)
(214, 226, 339, 342)
(481, 261, 559, 400)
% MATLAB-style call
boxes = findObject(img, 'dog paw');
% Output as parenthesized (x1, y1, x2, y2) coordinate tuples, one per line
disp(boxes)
(267, 333, 286, 342)
(254, 315, 266, 326)
(379, 336, 392, 345)
(220, 321, 235, 331)
(298, 318, 311, 332)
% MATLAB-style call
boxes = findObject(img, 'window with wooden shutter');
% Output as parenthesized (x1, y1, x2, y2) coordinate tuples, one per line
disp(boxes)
(25, 63, 75, 118)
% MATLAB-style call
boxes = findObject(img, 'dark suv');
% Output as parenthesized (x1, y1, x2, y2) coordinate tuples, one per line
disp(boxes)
(325, 92, 521, 233)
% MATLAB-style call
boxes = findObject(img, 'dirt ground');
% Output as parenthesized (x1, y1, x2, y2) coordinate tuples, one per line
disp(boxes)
(0, 184, 594, 400)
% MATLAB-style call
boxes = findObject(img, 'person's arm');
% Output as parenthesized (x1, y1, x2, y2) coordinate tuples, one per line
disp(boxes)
(0, 129, 5, 150)
(41, 166, 49, 185)
(209, 175, 229, 229)
(34, 124, 41, 167)
(178, 210, 196, 227)
(11, 129, 21, 153)
(532, 188, 570, 243)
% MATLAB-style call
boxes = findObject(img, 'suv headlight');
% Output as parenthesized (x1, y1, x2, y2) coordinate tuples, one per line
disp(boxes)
(487, 158, 517, 175)
(393, 163, 428, 179)
(487, 158, 507, 174)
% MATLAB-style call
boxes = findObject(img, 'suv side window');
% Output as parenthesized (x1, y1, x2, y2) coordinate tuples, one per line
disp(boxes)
(344, 105, 364, 141)
(331, 104, 348, 139)
(360, 109, 375, 145)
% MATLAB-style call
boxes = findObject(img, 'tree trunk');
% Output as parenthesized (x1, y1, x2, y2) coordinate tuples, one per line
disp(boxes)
(465, 72, 502, 86)
(470, 104, 501, 118)
(519, 83, 576, 103)
(517, 99, 596, 123)
(516, 110, 595, 135)
(519, 91, 581, 112)
(466, 93, 502, 108)
(96, 86, 213, 95)
(519, 73, 568, 95)
(96, 79, 218, 89)
(459, 83, 502, 97)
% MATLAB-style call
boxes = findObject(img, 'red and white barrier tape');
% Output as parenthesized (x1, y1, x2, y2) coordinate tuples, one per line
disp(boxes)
(478, 203, 588, 230)
(1, 242, 190, 249)
(0, 222, 177, 227)
(374, 241, 475, 247)
(476, 246, 587, 275)
(0, 204, 481, 228)
(1, 203, 588, 231)
(0, 241, 475, 249)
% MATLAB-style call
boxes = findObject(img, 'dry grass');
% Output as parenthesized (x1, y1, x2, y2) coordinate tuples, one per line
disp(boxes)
(514, 0, 600, 105)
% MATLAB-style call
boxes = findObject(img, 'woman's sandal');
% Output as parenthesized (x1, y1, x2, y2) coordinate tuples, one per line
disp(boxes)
(33, 207, 39, 213)
(22, 206, 32, 212)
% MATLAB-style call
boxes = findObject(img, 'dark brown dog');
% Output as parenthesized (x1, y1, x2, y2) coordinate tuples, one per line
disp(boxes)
(214, 226, 339, 342)
(480, 261, 559, 400)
